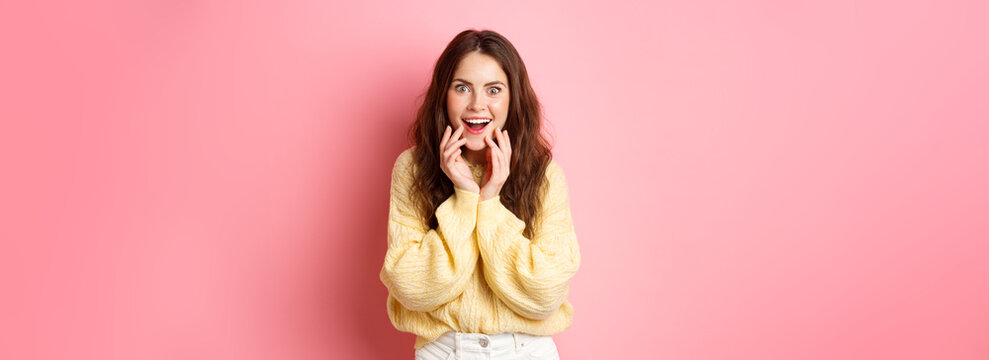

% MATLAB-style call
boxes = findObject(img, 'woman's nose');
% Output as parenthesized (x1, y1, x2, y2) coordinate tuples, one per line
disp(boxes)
(469, 94, 486, 110)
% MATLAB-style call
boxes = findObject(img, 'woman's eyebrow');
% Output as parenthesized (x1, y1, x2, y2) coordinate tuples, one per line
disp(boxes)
(453, 78, 506, 87)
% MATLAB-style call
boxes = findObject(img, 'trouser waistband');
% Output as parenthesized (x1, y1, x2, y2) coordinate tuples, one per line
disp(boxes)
(433, 331, 548, 353)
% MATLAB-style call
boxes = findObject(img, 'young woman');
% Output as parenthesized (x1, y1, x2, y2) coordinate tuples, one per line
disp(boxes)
(380, 29, 581, 360)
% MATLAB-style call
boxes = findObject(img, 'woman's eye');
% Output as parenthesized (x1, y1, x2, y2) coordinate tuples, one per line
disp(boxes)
(455, 85, 468, 93)
(488, 87, 501, 95)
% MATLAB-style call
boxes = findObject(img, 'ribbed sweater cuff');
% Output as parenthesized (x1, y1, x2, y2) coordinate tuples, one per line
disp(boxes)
(477, 195, 526, 238)
(436, 187, 480, 236)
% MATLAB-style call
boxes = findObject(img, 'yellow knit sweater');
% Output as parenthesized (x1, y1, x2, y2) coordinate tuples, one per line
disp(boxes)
(380, 148, 581, 349)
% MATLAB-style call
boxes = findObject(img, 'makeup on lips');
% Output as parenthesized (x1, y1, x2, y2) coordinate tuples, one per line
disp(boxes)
(462, 117, 492, 134)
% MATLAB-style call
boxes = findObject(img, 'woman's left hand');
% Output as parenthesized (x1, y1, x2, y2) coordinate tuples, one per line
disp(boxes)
(480, 127, 511, 201)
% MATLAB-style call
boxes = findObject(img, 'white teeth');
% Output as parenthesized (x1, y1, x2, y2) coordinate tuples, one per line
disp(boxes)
(464, 118, 491, 124)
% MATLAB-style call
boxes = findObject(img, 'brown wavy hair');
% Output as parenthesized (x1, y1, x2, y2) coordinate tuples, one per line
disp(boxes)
(406, 29, 552, 238)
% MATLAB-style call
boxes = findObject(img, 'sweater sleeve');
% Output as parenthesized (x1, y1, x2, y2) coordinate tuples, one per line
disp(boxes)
(379, 150, 480, 312)
(476, 161, 581, 320)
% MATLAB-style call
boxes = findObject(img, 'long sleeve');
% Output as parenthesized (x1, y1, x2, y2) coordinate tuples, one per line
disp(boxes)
(379, 150, 480, 312)
(476, 161, 581, 320)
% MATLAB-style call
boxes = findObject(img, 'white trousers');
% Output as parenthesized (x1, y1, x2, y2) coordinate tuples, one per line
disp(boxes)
(414, 331, 560, 360)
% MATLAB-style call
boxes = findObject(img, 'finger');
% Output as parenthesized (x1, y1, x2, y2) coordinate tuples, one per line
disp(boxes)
(453, 124, 465, 142)
(449, 138, 467, 158)
(485, 135, 500, 155)
(440, 125, 453, 159)
(501, 129, 511, 159)
(494, 128, 508, 163)
(485, 136, 501, 173)
(493, 132, 507, 175)
(493, 137, 503, 177)
(444, 137, 467, 160)
(448, 126, 465, 156)
(502, 133, 511, 173)
(440, 125, 451, 153)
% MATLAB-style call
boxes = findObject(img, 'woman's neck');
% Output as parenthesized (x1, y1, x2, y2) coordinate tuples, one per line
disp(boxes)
(462, 148, 486, 166)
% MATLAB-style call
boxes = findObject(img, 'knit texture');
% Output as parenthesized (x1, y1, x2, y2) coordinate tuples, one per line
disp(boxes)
(379, 147, 581, 350)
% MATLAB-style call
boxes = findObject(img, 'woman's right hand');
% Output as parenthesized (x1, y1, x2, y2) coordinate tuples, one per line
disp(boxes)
(439, 125, 480, 194)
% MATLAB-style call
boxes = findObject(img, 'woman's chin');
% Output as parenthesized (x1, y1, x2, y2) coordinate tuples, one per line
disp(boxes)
(464, 139, 487, 151)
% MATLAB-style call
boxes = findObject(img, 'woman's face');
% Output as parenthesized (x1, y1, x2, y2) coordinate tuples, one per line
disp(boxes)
(446, 51, 510, 151)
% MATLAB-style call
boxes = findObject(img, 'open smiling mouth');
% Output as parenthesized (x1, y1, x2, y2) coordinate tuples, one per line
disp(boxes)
(462, 117, 492, 134)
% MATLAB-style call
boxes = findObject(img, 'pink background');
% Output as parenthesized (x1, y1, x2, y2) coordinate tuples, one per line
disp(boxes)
(2, 0, 987, 359)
